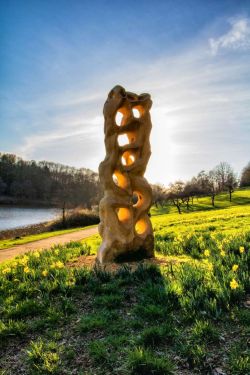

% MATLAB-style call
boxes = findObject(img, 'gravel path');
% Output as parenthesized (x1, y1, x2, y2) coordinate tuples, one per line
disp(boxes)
(0, 226, 98, 263)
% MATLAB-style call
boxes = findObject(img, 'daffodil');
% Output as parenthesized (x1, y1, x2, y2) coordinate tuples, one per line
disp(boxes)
(207, 262, 213, 272)
(19, 255, 29, 266)
(54, 249, 59, 255)
(239, 246, 245, 254)
(220, 250, 226, 257)
(33, 251, 40, 258)
(2, 267, 11, 274)
(50, 261, 64, 270)
(55, 261, 64, 269)
(42, 270, 48, 277)
(232, 264, 239, 272)
(230, 279, 239, 290)
(24, 266, 30, 274)
(66, 278, 75, 287)
(204, 249, 210, 257)
(203, 259, 213, 271)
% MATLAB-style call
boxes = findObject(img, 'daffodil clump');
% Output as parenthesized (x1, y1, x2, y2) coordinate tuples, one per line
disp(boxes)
(230, 279, 239, 290)
(0, 243, 89, 286)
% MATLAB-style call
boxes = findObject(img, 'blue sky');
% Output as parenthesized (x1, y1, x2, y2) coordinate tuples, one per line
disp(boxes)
(0, 0, 250, 184)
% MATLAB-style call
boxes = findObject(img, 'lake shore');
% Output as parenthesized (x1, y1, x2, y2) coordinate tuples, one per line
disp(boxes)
(0, 221, 53, 240)
(0, 208, 100, 240)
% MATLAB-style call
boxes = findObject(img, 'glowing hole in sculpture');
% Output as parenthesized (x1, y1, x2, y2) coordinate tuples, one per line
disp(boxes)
(121, 151, 135, 166)
(118, 134, 130, 146)
(112, 170, 128, 189)
(115, 111, 123, 126)
(117, 208, 131, 222)
(132, 108, 140, 118)
(135, 219, 148, 235)
(132, 193, 139, 205)
(132, 192, 143, 207)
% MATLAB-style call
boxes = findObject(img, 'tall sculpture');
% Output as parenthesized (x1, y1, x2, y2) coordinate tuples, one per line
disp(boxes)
(97, 85, 154, 263)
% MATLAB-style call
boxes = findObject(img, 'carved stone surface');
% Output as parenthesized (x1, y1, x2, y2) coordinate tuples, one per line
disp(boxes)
(97, 85, 154, 263)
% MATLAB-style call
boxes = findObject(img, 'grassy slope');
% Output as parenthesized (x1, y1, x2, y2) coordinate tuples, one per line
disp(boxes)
(0, 188, 249, 374)
(0, 188, 248, 251)
(150, 187, 250, 215)
(0, 225, 97, 251)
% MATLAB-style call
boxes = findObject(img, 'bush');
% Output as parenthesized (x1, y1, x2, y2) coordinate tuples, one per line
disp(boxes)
(51, 209, 99, 230)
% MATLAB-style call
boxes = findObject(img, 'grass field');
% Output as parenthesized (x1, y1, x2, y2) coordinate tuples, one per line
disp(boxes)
(150, 187, 250, 215)
(0, 189, 249, 374)
(0, 225, 97, 251)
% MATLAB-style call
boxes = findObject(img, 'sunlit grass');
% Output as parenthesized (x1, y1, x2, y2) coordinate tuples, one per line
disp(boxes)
(0, 190, 249, 374)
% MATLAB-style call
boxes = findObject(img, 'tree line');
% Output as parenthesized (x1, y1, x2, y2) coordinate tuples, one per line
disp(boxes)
(1, 153, 249, 217)
(152, 161, 250, 214)
(0, 153, 101, 213)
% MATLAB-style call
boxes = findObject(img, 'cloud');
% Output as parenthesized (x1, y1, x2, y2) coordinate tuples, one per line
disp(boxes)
(17, 115, 103, 161)
(209, 17, 250, 55)
(3, 15, 250, 184)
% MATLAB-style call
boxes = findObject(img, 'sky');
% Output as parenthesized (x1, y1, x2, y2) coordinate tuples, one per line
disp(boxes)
(0, 0, 250, 185)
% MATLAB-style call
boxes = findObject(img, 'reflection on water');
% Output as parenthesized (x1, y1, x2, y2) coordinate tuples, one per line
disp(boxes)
(0, 207, 60, 231)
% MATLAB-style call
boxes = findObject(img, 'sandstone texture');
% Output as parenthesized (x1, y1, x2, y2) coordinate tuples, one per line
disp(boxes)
(97, 85, 154, 263)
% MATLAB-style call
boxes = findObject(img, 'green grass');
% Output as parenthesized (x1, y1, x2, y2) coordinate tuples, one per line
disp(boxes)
(0, 224, 97, 250)
(0, 189, 249, 374)
(150, 187, 250, 215)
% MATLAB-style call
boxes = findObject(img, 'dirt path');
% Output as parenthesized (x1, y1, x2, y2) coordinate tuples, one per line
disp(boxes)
(0, 227, 98, 263)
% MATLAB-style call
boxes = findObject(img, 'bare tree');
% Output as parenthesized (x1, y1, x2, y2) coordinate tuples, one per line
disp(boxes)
(182, 178, 203, 208)
(167, 181, 185, 214)
(240, 162, 250, 187)
(196, 170, 220, 206)
(151, 184, 167, 207)
(214, 162, 238, 201)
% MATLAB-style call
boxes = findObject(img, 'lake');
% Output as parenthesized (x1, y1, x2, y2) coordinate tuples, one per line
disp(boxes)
(0, 206, 61, 231)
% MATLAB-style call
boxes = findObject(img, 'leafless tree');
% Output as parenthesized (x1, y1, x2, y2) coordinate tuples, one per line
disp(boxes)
(151, 184, 167, 207)
(214, 162, 238, 201)
(167, 181, 185, 214)
(240, 161, 250, 187)
(196, 170, 220, 206)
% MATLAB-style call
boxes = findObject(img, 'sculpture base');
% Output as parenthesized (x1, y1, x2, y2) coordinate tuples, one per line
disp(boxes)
(97, 234, 154, 264)
(115, 247, 154, 263)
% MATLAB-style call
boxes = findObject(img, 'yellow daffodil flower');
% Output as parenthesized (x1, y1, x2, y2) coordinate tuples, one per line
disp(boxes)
(2, 267, 11, 274)
(24, 266, 30, 274)
(239, 246, 245, 254)
(232, 264, 239, 272)
(55, 261, 64, 269)
(230, 279, 239, 290)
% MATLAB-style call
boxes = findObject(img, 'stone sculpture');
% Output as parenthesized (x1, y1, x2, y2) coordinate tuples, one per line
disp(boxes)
(97, 85, 154, 263)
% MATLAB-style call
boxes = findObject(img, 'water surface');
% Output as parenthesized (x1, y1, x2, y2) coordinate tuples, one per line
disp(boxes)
(0, 206, 60, 231)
